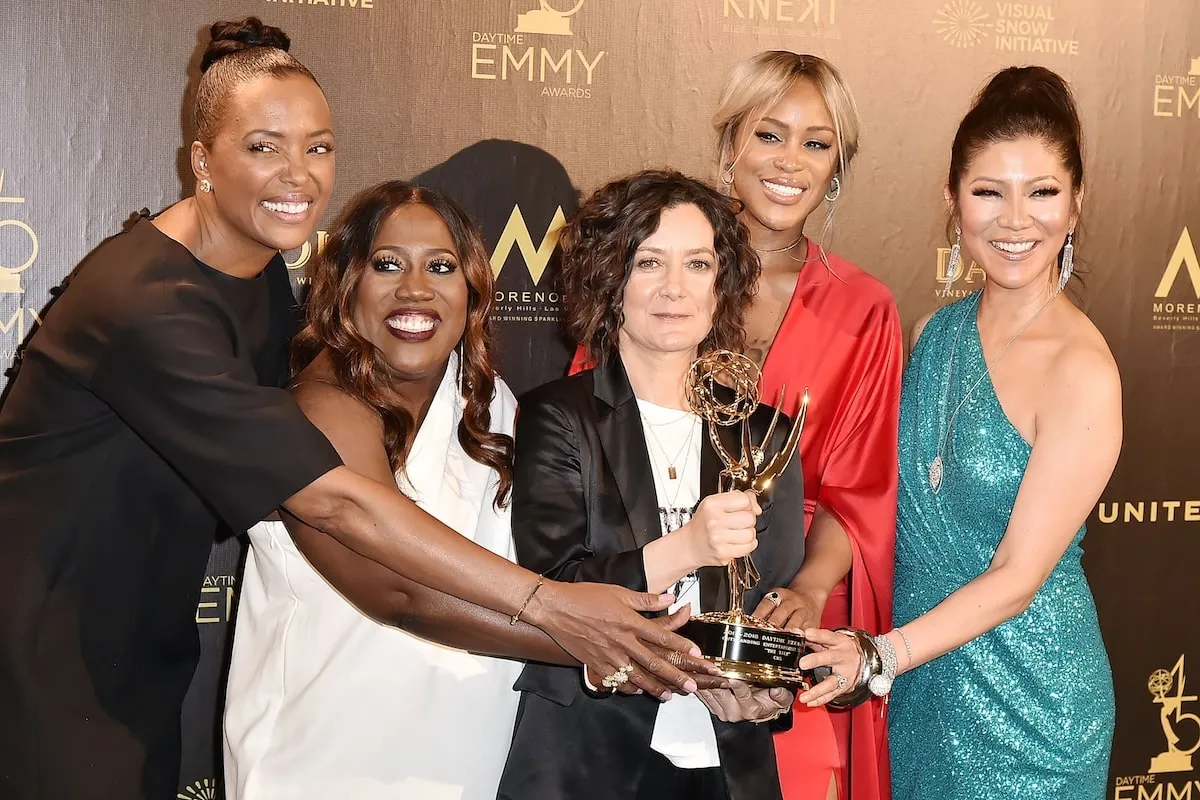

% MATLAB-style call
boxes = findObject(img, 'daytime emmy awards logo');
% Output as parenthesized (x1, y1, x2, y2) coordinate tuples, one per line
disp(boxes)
(469, 0, 605, 97)
(0, 171, 38, 294)
(1148, 656, 1200, 773)
(1153, 56, 1200, 119)
(933, 0, 989, 48)
(515, 0, 585, 36)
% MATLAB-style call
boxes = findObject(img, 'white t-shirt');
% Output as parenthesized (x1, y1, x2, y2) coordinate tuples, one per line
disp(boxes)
(638, 399, 721, 770)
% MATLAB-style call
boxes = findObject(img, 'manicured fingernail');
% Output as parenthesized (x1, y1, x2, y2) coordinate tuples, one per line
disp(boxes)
(635, 689, 644, 695)
(689, 646, 702, 657)
(684, 679, 698, 693)
(660, 593, 675, 602)
(660, 691, 673, 701)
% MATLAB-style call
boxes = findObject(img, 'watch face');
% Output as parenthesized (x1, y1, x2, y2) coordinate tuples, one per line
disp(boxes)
(869, 674, 893, 696)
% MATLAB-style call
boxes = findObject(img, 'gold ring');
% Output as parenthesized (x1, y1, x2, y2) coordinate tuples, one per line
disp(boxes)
(602, 664, 633, 689)
(667, 651, 684, 668)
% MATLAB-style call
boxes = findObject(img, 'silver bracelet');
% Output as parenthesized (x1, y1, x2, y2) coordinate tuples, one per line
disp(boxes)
(895, 627, 914, 669)
(869, 633, 898, 697)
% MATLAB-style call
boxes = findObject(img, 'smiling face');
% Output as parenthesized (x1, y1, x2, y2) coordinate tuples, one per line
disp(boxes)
(728, 78, 839, 238)
(617, 203, 719, 361)
(953, 136, 1080, 291)
(194, 73, 335, 254)
(351, 203, 469, 386)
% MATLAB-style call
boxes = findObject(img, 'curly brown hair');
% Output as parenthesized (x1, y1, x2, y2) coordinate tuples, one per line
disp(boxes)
(292, 181, 514, 508)
(560, 169, 760, 365)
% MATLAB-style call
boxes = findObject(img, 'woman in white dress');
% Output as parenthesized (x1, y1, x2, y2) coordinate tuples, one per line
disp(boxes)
(224, 181, 553, 799)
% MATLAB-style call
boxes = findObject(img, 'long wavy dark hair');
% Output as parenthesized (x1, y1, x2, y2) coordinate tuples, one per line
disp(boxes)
(560, 169, 760, 365)
(293, 181, 513, 507)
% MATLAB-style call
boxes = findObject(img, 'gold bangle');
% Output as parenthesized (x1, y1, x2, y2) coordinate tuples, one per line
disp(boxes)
(510, 578, 544, 626)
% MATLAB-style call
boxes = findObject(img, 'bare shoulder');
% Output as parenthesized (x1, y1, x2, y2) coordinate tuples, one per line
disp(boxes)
(290, 353, 384, 442)
(1046, 307, 1121, 418)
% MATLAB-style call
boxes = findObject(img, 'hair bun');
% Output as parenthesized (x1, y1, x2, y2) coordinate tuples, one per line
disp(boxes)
(201, 17, 291, 73)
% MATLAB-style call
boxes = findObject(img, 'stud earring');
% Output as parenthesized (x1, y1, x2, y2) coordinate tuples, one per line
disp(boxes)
(199, 179, 212, 194)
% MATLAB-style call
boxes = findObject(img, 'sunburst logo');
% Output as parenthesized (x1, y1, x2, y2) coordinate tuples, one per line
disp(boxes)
(933, 0, 990, 48)
(177, 778, 219, 800)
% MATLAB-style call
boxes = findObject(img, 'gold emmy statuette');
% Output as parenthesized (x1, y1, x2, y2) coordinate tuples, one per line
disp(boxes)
(1148, 655, 1200, 773)
(680, 349, 812, 688)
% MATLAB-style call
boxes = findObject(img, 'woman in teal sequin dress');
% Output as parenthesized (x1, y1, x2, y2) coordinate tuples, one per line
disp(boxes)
(795, 67, 1121, 799)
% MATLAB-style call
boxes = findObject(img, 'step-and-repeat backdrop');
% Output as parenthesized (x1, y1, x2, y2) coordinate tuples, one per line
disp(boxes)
(2, 2, 1197, 798)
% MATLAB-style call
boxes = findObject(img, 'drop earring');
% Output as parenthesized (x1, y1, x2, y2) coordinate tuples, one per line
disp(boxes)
(945, 226, 962, 291)
(1058, 229, 1074, 292)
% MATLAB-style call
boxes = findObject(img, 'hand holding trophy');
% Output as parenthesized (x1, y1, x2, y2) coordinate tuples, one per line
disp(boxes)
(680, 349, 816, 688)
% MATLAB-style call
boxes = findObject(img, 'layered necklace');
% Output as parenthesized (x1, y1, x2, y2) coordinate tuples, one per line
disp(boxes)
(640, 406, 702, 599)
(929, 289, 1058, 494)
(640, 406, 700, 532)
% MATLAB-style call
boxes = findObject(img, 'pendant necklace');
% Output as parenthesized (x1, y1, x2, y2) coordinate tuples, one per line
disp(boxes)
(641, 409, 698, 481)
(929, 289, 1058, 493)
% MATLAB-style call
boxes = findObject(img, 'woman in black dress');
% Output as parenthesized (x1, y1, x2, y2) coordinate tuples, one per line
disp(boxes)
(0, 19, 708, 800)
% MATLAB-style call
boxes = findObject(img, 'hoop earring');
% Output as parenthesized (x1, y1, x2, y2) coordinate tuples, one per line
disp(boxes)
(198, 179, 212, 194)
(824, 176, 841, 203)
(945, 226, 962, 291)
(720, 162, 735, 186)
(1058, 229, 1074, 292)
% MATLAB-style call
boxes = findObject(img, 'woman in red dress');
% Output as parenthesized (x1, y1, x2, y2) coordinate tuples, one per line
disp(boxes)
(569, 51, 901, 800)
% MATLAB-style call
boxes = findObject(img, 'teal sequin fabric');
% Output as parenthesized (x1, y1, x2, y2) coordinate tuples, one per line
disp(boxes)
(890, 293, 1114, 799)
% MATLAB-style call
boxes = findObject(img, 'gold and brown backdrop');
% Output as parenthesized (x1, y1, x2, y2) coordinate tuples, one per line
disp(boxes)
(1, 2, 1197, 798)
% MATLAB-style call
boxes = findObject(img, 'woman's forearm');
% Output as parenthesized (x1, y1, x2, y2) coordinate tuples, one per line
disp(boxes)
(889, 564, 1034, 675)
(642, 534, 696, 594)
(787, 506, 853, 601)
(286, 466, 539, 617)
(400, 586, 573, 665)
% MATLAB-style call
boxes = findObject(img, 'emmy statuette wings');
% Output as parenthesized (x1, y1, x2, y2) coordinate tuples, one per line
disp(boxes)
(680, 350, 815, 688)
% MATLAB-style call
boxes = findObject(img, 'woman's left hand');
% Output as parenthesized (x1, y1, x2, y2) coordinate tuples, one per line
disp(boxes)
(750, 586, 827, 631)
(696, 680, 793, 723)
(796, 628, 864, 707)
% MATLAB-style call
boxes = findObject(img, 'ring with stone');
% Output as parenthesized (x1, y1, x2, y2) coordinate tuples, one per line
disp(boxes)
(835, 673, 848, 691)
(765, 591, 783, 607)
(602, 664, 633, 689)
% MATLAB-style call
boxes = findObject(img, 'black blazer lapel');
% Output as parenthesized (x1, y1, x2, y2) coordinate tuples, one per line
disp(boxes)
(592, 358, 661, 551)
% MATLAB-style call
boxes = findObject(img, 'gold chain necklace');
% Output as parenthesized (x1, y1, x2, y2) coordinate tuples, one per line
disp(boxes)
(752, 233, 805, 255)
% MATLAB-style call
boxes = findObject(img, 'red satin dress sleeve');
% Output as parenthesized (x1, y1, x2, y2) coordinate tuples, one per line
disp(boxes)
(564, 242, 901, 800)
(762, 243, 901, 800)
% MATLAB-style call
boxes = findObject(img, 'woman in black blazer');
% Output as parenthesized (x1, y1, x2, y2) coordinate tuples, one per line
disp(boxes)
(497, 170, 808, 800)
